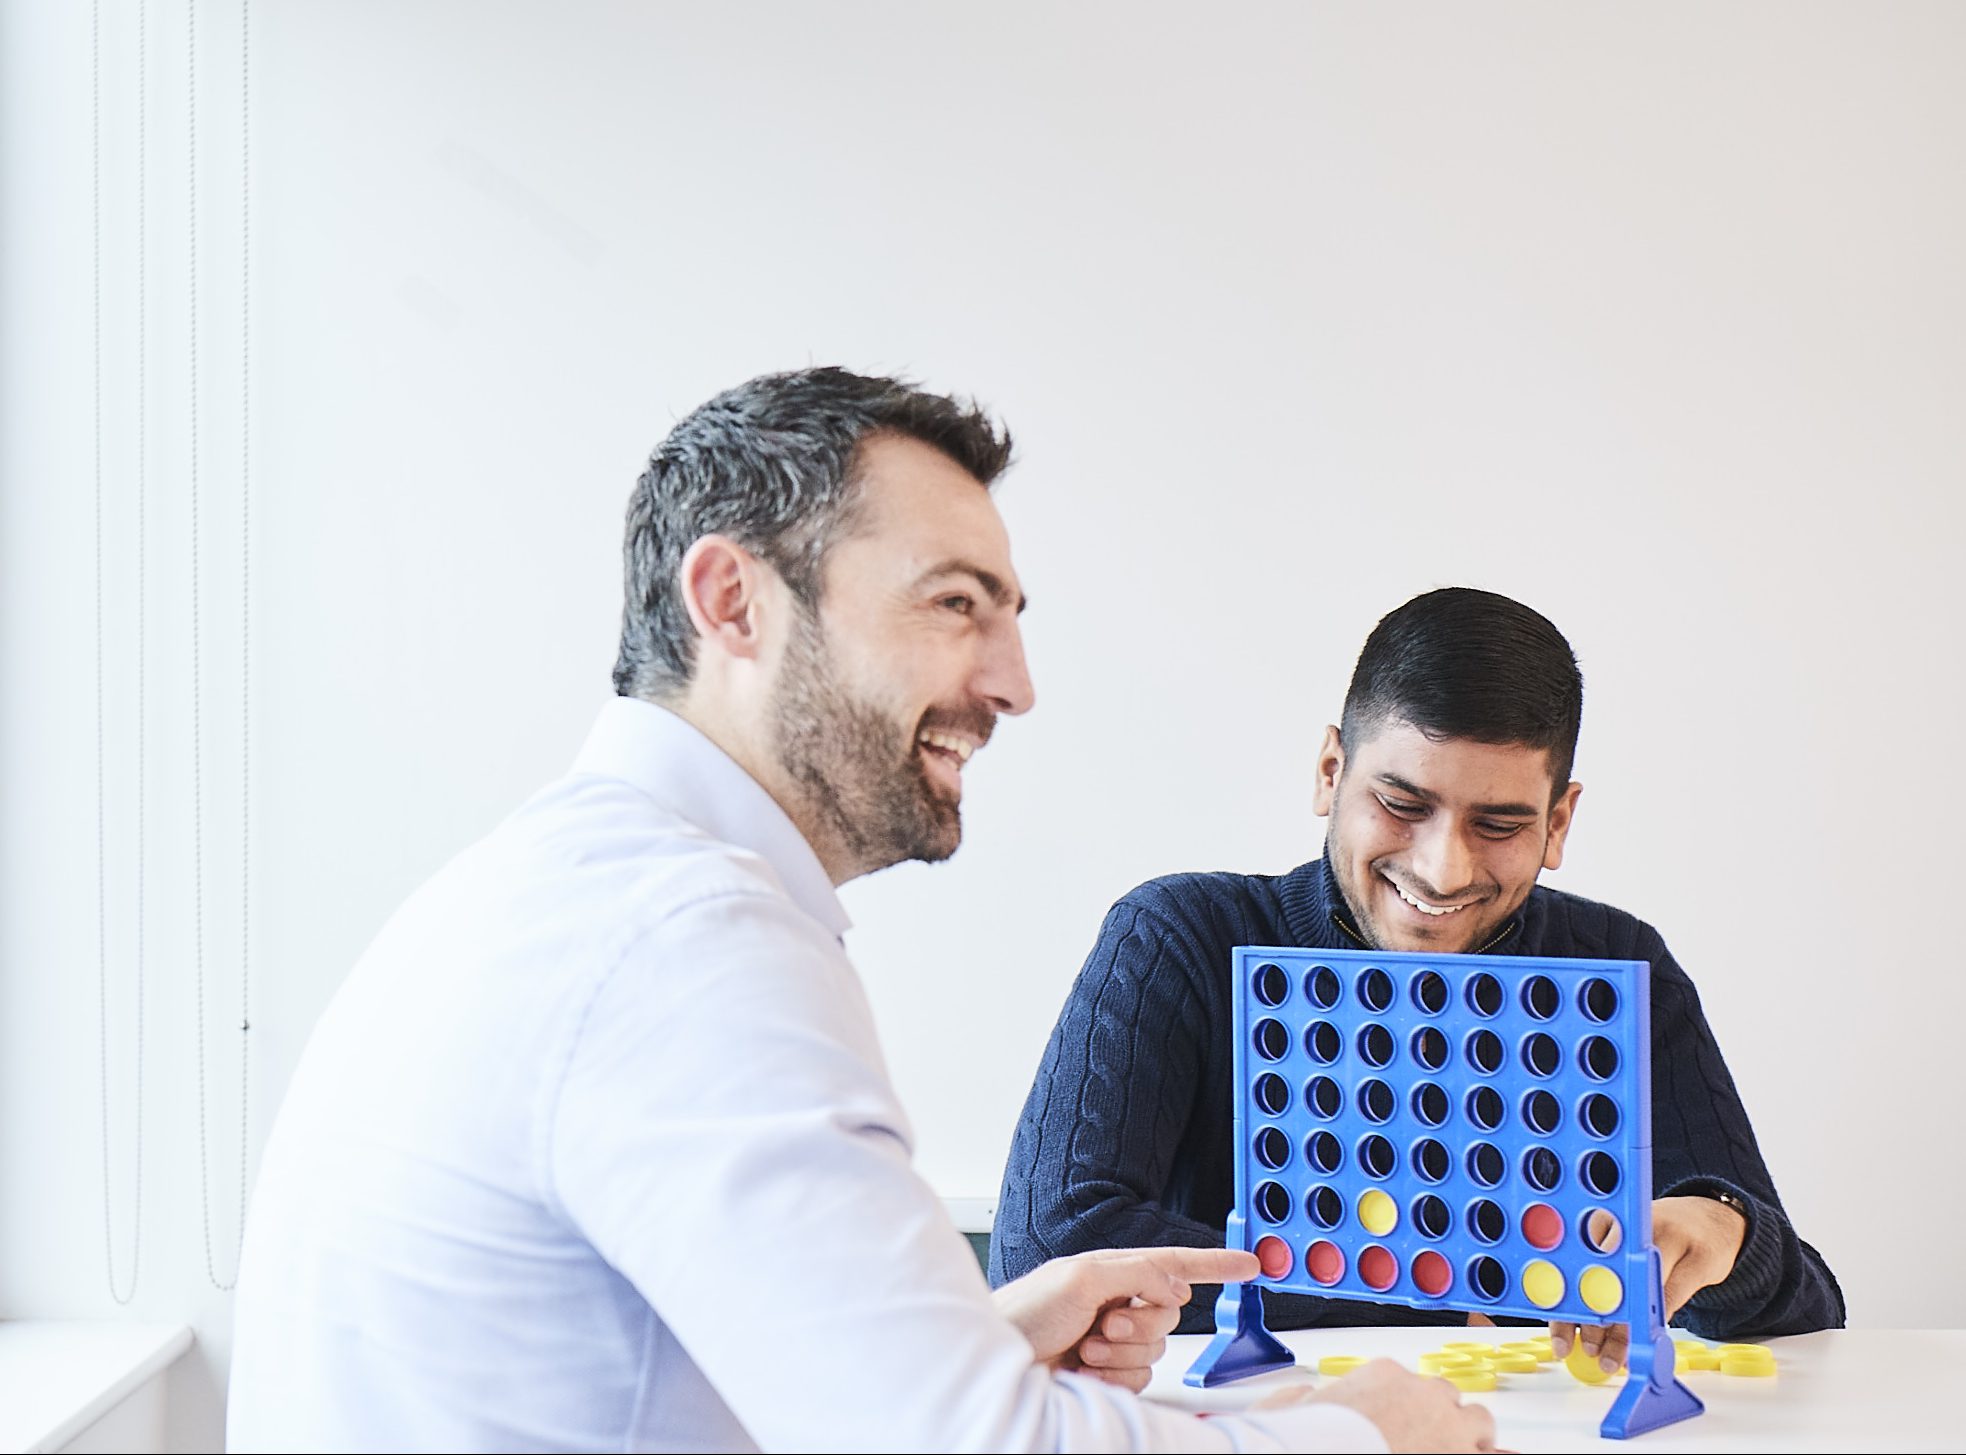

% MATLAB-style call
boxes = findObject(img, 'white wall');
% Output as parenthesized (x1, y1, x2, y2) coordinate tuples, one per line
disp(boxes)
(5, 2, 1962, 1448)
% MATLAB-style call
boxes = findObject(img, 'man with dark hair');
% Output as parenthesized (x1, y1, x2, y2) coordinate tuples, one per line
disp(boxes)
(229, 371, 1495, 1453)
(990, 587, 1845, 1370)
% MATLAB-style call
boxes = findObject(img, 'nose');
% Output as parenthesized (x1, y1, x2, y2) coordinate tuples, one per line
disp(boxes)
(977, 614, 1036, 717)
(1410, 819, 1477, 899)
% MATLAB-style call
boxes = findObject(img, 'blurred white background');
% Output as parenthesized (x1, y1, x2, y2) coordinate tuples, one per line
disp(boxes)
(4, 3, 1961, 1446)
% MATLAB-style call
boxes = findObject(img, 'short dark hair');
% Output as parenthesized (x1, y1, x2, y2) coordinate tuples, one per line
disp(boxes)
(613, 368, 1014, 700)
(1340, 587, 1585, 797)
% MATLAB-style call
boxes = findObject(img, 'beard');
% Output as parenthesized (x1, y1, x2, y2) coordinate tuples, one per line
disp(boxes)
(768, 609, 965, 874)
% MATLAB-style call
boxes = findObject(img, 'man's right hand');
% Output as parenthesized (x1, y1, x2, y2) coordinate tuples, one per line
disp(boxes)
(1257, 1359, 1499, 1453)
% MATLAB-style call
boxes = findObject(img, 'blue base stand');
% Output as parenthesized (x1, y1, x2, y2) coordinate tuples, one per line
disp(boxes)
(1183, 1282, 1294, 1388)
(1599, 1251, 1705, 1439)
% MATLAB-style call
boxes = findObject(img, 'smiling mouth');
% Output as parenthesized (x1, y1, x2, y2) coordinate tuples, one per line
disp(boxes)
(916, 728, 977, 765)
(1382, 872, 1477, 918)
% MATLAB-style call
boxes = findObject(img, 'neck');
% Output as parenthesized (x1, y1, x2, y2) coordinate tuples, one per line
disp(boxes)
(662, 693, 861, 886)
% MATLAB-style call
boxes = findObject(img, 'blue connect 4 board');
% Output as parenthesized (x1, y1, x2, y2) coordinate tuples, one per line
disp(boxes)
(1184, 946, 1704, 1440)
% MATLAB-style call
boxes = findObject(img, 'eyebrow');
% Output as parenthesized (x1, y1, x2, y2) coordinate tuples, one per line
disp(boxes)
(915, 559, 1028, 614)
(1373, 772, 1541, 819)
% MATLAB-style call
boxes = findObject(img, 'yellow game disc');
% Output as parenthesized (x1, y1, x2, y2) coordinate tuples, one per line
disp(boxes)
(1674, 1341, 1720, 1372)
(1720, 1353, 1778, 1377)
(1317, 1355, 1367, 1376)
(1419, 1352, 1475, 1374)
(1564, 1338, 1616, 1385)
(1579, 1264, 1624, 1316)
(1441, 1341, 1492, 1353)
(1443, 1368, 1499, 1393)
(1714, 1343, 1771, 1357)
(1521, 1259, 1565, 1309)
(1488, 1351, 1540, 1374)
(1502, 1339, 1556, 1362)
(1357, 1188, 1398, 1236)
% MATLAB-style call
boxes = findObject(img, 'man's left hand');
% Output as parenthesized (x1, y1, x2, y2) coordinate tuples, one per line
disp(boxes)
(992, 1246, 1260, 1392)
(1550, 1194, 1749, 1370)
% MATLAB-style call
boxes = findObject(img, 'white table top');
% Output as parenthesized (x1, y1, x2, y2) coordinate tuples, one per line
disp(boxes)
(0, 1321, 193, 1454)
(1146, 1325, 1964, 1453)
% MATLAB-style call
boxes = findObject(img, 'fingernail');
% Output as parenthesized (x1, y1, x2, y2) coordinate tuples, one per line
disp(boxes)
(1109, 1315, 1132, 1339)
(1552, 1335, 1569, 1355)
(1601, 1355, 1619, 1372)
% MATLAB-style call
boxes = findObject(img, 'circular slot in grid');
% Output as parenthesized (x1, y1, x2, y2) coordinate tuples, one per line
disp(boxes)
(1253, 1018, 1290, 1061)
(1522, 1259, 1565, 1309)
(1306, 1185, 1344, 1229)
(1253, 963, 1289, 1007)
(1306, 965, 1342, 1009)
(1254, 1074, 1289, 1116)
(1581, 1150, 1623, 1197)
(1305, 1075, 1342, 1119)
(1523, 1145, 1562, 1193)
(1305, 1129, 1343, 1174)
(1358, 967, 1395, 1012)
(1254, 1180, 1291, 1223)
(1522, 1032, 1561, 1078)
(1254, 1235, 1292, 1280)
(1466, 1029, 1504, 1075)
(1413, 1193, 1451, 1240)
(1253, 1126, 1291, 1171)
(1358, 1023, 1395, 1068)
(1580, 1035, 1620, 1081)
(1465, 1085, 1504, 1131)
(1412, 1081, 1450, 1127)
(1580, 1265, 1624, 1315)
(1412, 969, 1449, 1014)
(1521, 1202, 1564, 1250)
(1579, 976, 1619, 1022)
(1411, 1137, 1450, 1183)
(1467, 1255, 1507, 1302)
(1581, 1092, 1621, 1139)
(1359, 1078, 1396, 1124)
(1467, 1198, 1506, 1245)
(1358, 1188, 1398, 1236)
(1358, 1245, 1398, 1291)
(1466, 972, 1504, 1017)
(1411, 1025, 1449, 1071)
(1582, 1208, 1624, 1255)
(1521, 974, 1561, 1020)
(1358, 1134, 1396, 1179)
(1412, 1249, 1452, 1296)
(1522, 1089, 1560, 1136)
(1306, 1239, 1345, 1285)
(1305, 1020, 1342, 1064)
(1466, 1141, 1505, 1188)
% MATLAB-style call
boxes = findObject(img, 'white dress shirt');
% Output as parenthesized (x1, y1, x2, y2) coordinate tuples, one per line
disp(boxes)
(226, 698, 1382, 1453)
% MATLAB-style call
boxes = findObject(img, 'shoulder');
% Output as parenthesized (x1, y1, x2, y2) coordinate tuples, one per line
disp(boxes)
(1523, 883, 1673, 966)
(1111, 868, 1293, 946)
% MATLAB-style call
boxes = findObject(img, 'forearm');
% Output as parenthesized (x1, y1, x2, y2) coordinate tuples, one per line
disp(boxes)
(1663, 1177, 1848, 1339)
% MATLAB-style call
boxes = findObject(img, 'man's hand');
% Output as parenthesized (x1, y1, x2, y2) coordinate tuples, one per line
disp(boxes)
(1550, 1195, 1749, 1370)
(992, 1246, 1258, 1393)
(1253, 1360, 1499, 1453)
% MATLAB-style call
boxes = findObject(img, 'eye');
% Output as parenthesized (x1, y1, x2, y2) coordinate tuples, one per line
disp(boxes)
(1476, 820, 1529, 840)
(937, 594, 976, 616)
(1377, 796, 1426, 820)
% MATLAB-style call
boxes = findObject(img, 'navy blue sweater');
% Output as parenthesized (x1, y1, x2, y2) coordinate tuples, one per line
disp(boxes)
(989, 859, 1845, 1338)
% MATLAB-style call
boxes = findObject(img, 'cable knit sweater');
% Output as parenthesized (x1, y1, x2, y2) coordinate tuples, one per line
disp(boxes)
(988, 858, 1845, 1338)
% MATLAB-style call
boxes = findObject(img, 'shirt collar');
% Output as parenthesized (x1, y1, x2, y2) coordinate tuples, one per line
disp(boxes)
(571, 696, 851, 940)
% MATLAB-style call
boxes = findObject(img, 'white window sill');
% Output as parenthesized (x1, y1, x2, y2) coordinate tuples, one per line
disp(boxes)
(0, 1321, 193, 1454)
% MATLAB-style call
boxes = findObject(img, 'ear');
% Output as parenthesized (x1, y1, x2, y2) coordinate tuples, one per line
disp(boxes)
(1312, 725, 1344, 817)
(1542, 781, 1583, 871)
(678, 534, 769, 663)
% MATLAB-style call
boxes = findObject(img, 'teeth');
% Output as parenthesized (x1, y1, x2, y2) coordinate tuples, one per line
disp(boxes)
(1392, 879, 1465, 916)
(918, 729, 975, 764)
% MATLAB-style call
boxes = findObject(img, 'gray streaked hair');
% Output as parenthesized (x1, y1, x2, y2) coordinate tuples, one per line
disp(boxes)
(612, 368, 1014, 701)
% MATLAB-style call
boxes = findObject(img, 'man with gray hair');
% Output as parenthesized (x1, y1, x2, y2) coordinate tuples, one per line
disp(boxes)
(227, 368, 1494, 1452)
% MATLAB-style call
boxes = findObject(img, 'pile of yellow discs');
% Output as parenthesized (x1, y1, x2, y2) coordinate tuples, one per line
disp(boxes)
(1312, 1336, 1776, 1390)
